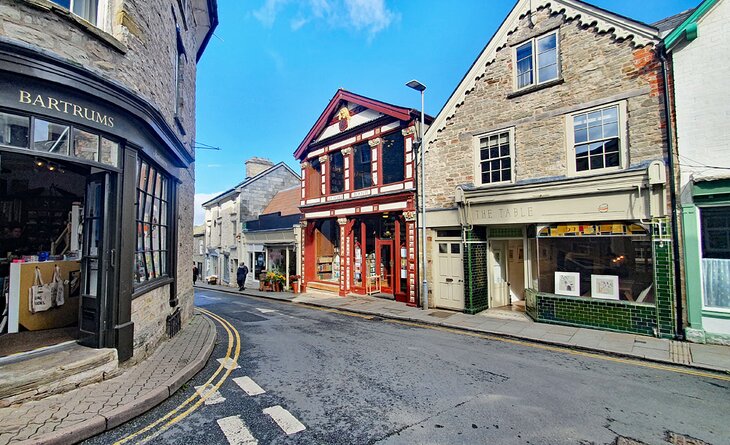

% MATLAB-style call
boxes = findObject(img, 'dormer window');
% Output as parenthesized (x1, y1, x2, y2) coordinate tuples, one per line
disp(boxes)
(515, 31, 559, 90)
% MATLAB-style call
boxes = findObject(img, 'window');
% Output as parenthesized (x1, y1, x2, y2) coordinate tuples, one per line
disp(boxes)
(0, 112, 29, 148)
(477, 130, 513, 185)
(701, 206, 730, 309)
(134, 158, 170, 284)
(515, 31, 559, 90)
(33, 119, 70, 155)
(51, 0, 100, 26)
(353, 142, 372, 190)
(571, 104, 621, 173)
(305, 158, 322, 198)
(381, 133, 405, 185)
(329, 150, 345, 194)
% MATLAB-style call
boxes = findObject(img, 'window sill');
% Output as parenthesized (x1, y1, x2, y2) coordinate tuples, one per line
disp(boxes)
(132, 276, 174, 299)
(507, 78, 564, 99)
(22, 0, 127, 54)
(701, 309, 730, 319)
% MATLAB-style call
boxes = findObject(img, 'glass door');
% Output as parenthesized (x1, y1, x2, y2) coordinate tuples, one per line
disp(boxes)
(78, 172, 114, 348)
(376, 239, 394, 294)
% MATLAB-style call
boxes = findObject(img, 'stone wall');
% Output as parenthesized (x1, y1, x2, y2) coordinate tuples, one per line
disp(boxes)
(425, 7, 667, 210)
(130, 285, 170, 362)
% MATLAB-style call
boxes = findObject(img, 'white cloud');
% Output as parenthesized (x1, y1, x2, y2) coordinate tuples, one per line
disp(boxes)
(194, 192, 222, 225)
(253, 0, 397, 38)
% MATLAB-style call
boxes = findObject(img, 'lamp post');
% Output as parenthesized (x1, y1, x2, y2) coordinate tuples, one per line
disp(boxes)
(406, 79, 428, 311)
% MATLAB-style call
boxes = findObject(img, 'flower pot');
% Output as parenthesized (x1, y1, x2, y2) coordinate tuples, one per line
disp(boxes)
(292, 282, 299, 294)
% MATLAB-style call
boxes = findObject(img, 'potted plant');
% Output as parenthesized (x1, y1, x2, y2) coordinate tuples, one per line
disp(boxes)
(289, 275, 301, 293)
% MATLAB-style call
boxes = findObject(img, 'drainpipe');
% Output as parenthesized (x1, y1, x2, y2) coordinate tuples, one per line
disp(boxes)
(659, 46, 684, 339)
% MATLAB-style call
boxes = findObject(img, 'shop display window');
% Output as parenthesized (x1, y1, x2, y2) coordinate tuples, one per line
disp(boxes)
(381, 132, 405, 185)
(534, 223, 654, 303)
(73, 128, 100, 162)
(314, 220, 340, 282)
(0, 112, 29, 148)
(701, 206, 730, 309)
(134, 158, 170, 285)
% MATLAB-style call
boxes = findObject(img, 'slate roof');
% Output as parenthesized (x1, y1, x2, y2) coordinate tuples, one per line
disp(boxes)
(262, 186, 301, 216)
(653, 8, 697, 35)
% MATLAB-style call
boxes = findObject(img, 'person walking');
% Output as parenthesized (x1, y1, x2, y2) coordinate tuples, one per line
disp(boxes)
(192, 264, 199, 285)
(237, 263, 248, 291)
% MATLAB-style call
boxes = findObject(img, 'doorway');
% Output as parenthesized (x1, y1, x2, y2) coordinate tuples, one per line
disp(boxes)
(434, 239, 464, 311)
(488, 238, 527, 310)
(376, 239, 394, 294)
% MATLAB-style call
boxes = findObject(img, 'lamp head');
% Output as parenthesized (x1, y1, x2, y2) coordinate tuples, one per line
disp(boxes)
(406, 80, 426, 92)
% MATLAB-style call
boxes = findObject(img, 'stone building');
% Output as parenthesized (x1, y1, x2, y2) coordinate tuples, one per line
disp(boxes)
(296, 89, 431, 305)
(422, 0, 681, 337)
(666, 0, 730, 345)
(193, 224, 205, 282)
(202, 158, 300, 287)
(0, 0, 217, 362)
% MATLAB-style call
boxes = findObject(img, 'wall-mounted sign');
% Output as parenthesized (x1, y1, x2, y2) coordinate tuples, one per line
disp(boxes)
(19, 90, 115, 128)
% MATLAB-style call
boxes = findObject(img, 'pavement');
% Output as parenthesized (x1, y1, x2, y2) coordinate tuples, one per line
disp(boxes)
(0, 312, 216, 445)
(195, 282, 730, 375)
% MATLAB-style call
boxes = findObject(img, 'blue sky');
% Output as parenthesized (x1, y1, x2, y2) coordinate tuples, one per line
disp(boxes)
(193, 0, 699, 223)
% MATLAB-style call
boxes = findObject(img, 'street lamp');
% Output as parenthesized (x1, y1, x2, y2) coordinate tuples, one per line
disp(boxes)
(406, 79, 428, 311)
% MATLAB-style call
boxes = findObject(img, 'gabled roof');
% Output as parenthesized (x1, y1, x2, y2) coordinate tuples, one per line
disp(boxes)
(424, 0, 661, 142)
(294, 89, 431, 160)
(262, 186, 301, 216)
(201, 162, 300, 207)
(665, 0, 719, 49)
(653, 8, 696, 36)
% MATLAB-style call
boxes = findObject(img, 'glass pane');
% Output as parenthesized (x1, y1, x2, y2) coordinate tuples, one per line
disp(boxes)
(382, 132, 405, 184)
(153, 251, 161, 278)
(144, 194, 153, 223)
(160, 227, 167, 250)
(0, 112, 29, 148)
(100, 138, 118, 166)
(135, 253, 146, 283)
(605, 151, 620, 167)
(604, 121, 619, 138)
(516, 42, 532, 61)
(537, 33, 557, 52)
(575, 128, 588, 144)
(142, 223, 152, 251)
(702, 258, 730, 308)
(89, 218, 101, 257)
(538, 63, 558, 83)
(354, 142, 372, 190)
(451, 243, 461, 254)
(439, 243, 447, 254)
(85, 258, 98, 296)
(33, 119, 69, 154)
(588, 123, 603, 141)
(502, 168, 512, 181)
(160, 200, 168, 226)
(145, 251, 155, 279)
(52, 0, 71, 7)
(160, 250, 168, 276)
(73, 128, 99, 161)
(590, 155, 604, 170)
(329, 151, 345, 193)
(147, 167, 157, 196)
(137, 222, 144, 252)
(138, 161, 148, 190)
(603, 106, 618, 123)
(576, 157, 589, 171)
(72, 0, 98, 25)
(152, 224, 160, 252)
(575, 144, 589, 156)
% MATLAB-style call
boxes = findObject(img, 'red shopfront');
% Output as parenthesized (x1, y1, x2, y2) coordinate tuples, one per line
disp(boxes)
(295, 89, 430, 306)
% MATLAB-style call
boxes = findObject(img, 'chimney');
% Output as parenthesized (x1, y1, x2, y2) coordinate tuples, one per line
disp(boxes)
(245, 157, 275, 178)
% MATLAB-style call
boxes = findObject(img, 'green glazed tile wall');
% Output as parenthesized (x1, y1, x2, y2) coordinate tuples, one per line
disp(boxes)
(464, 228, 489, 314)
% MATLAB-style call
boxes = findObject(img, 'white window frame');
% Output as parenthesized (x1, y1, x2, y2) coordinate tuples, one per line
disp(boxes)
(565, 100, 628, 177)
(698, 206, 730, 313)
(52, 0, 108, 29)
(513, 30, 561, 91)
(473, 127, 516, 187)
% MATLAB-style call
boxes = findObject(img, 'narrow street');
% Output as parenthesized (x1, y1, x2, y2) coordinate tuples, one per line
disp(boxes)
(85, 288, 728, 445)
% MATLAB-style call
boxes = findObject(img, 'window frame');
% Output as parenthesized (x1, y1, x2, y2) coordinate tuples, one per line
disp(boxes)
(565, 101, 628, 177)
(353, 141, 373, 190)
(133, 156, 173, 287)
(328, 150, 345, 194)
(473, 127, 515, 187)
(513, 30, 561, 91)
(698, 205, 730, 312)
(380, 130, 406, 185)
(51, 0, 102, 27)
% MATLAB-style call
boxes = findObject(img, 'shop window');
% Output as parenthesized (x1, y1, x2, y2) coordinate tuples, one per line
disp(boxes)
(0, 112, 29, 148)
(134, 158, 170, 285)
(567, 103, 626, 175)
(33, 119, 69, 155)
(353, 142, 372, 190)
(701, 206, 730, 309)
(515, 31, 559, 90)
(477, 129, 513, 185)
(534, 223, 654, 303)
(51, 0, 101, 26)
(315, 220, 340, 282)
(381, 132, 405, 184)
(329, 151, 345, 194)
(305, 158, 322, 198)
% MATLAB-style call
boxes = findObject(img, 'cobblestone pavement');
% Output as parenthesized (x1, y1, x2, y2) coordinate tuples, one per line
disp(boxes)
(195, 282, 730, 375)
(0, 313, 215, 445)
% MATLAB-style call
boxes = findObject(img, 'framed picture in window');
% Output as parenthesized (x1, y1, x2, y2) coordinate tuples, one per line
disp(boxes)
(554, 272, 580, 297)
(591, 274, 620, 300)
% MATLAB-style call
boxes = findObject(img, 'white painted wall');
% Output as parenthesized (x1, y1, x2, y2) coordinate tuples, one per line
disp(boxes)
(674, 0, 730, 203)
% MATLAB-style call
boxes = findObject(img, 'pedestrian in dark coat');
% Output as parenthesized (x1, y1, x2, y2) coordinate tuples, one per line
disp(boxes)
(192, 264, 199, 285)
(237, 264, 249, 291)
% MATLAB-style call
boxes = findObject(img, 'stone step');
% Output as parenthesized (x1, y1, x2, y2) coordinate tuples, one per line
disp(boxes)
(0, 342, 118, 407)
(306, 281, 340, 294)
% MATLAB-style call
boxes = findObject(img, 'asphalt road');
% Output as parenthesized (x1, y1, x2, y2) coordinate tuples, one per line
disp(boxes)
(85, 288, 729, 445)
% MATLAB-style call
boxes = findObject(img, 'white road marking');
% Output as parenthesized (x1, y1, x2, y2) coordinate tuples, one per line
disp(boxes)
(194, 384, 226, 405)
(216, 415, 258, 445)
(263, 405, 306, 435)
(256, 308, 277, 314)
(217, 357, 241, 370)
(233, 376, 266, 396)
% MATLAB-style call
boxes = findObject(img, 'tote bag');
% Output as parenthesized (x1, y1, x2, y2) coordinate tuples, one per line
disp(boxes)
(51, 264, 65, 307)
(29, 267, 53, 313)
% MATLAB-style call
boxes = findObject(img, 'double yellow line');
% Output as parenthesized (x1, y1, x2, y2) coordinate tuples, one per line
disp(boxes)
(113, 308, 240, 445)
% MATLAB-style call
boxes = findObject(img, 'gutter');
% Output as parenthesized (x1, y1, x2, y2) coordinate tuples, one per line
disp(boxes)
(659, 46, 685, 339)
